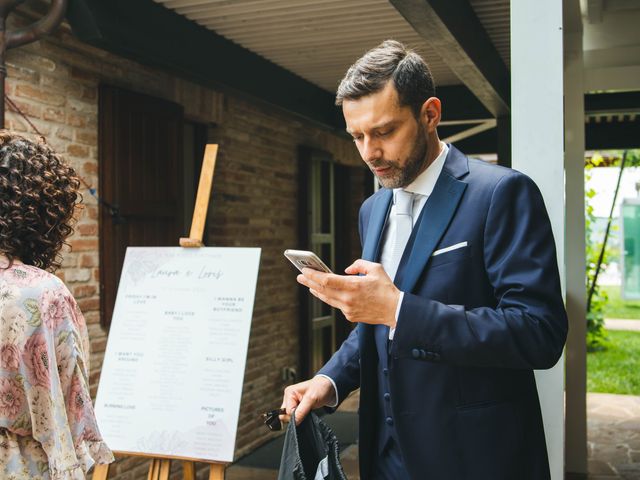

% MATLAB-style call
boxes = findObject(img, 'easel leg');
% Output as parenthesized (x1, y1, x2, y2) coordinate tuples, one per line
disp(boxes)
(148, 459, 172, 480)
(209, 464, 225, 480)
(183, 461, 196, 480)
(92, 464, 110, 480)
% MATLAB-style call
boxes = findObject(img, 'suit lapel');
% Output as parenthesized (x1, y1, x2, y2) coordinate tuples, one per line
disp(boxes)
(361, 189, 392, 262)
(394, 158, 468, 293)
(361, 146, 468, 348)
(359, 189, 393, 357)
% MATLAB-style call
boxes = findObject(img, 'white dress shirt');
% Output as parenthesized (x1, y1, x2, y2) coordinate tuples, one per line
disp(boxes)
(317, 142, 449, 406)
(384, 142, 449, 339)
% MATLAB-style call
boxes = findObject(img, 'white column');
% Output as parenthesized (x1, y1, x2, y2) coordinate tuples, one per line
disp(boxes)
(511, 2, 565, 480)
(564, 21, 588, 476)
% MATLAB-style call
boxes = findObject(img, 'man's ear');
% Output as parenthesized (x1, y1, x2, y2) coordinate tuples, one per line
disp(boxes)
(420, 97, 441, 132)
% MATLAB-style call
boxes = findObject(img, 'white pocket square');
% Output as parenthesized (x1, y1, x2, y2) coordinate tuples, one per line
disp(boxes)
(432, 241, 468, 257)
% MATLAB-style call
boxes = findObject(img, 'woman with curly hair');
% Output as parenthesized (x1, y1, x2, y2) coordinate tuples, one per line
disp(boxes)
(0, 131, 113, 479)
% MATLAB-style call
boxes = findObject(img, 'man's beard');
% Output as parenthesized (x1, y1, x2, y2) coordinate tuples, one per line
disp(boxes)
(369, 131, 429, 189)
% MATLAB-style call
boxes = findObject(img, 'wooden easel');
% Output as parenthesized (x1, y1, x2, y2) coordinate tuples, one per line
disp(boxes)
(93, 145, 227, 480)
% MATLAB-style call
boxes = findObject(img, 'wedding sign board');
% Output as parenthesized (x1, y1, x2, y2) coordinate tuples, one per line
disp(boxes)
(95, 246, 261, 463)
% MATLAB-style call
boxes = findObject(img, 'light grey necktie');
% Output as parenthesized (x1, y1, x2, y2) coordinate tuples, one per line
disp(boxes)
(388, 189, 414, 281)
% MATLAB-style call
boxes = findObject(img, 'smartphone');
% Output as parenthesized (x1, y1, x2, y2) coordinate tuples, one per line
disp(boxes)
(284, 249, 333, 274)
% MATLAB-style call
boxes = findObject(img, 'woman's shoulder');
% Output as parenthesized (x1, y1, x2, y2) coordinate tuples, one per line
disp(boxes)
(1, 263, 69, 294)
(0, 264, 80, 337)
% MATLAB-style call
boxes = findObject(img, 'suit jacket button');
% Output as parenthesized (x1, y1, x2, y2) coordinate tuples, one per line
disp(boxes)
(383, 393, 391, 401)
(412, 348, 420, 359)
(385, 417, 394, 426)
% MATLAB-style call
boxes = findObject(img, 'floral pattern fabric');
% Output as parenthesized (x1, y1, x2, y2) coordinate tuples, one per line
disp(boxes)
(0, 264, 113, 479)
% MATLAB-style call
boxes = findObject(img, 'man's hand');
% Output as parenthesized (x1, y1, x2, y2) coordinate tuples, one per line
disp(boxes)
(297, 259, 400, 328)
(280, 376, 336, 425)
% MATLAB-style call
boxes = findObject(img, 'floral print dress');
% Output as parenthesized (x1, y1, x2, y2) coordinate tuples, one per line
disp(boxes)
(0, 264, 113, 479)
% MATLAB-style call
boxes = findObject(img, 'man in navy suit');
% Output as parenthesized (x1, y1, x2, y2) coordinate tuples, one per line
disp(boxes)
(281, 40, 567, 480)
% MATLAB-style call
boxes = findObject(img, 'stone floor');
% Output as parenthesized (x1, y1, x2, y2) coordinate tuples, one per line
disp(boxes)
(227, 392, 640, 480)
(582, 393, 640, 480)
(605, 319, 640, 332)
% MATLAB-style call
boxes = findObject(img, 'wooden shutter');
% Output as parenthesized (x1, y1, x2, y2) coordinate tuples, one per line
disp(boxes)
(99, 85, 184, 328)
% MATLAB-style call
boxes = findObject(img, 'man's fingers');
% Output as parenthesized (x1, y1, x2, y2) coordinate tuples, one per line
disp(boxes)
(296, 272, 330, 293)
(309, 288, 344, 310)
(345, 259, 376, 275)
(280, 377, 334, 427)
(296, 273, 319, 290)
(278, 412, 292, 424)
(300, 268, 354, 291)
(298, 268, 328, 286)
(284, 388, 302, 415)
(299, 271, 350, 298)
(294, 394, 314, 426)
(281, 397, 294, 423)
(281, 381, 311, 425)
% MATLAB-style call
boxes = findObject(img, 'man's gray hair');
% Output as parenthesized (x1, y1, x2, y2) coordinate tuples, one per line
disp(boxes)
(335, 40, 436, 116)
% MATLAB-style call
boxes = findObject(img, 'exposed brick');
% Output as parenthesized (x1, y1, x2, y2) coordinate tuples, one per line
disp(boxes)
(15, 84, 65, 106)
(76, 129, 97, 145)
(60, 253, 78, 268)
(80, 253, 99, 268)
(65, 268, 91, 283)
(69, 238, 98, 252)
(73, 284, 97, 298)
(7, 49, 56, 73)
(43, 106, 64, 123)
(41, 74, 80, 96)
(6, 114, 52, 135)
(67, 112, 87, 128)
(55, 125, 73, 140)
(77, 223, 98, 236)
(83, 161, 97, 175)
(77, 296, 100, 312)
(6, 97, 42, 118)
(68, 97, 97, 114)
(83, 310, 101, 325)
(85, 206, 99, 220)
(67, 143, 89, 158)
(90, 337, 107, 353)
(6, 64, 40, 83)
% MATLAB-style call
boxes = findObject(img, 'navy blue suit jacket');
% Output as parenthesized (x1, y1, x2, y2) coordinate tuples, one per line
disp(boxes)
(318, 145, 568, 479)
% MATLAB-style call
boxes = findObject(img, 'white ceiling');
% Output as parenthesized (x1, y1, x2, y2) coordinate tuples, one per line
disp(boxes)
(154, 0, 510, 93)
(581, 0, 640, 92)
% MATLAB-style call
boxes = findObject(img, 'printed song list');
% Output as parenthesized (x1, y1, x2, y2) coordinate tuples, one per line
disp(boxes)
(95, 247, 261, 462)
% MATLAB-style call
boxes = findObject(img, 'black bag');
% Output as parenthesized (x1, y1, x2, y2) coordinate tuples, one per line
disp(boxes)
(277, 410, 348, 480)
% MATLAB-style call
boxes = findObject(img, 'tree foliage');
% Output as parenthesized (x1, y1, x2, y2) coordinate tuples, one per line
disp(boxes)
(585, 154, 609, 351)
(585, 150, 640, 350)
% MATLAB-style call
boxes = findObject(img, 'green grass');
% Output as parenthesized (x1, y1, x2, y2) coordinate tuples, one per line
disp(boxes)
(600, 285, 640, 319)
(587, 330, 640, 395)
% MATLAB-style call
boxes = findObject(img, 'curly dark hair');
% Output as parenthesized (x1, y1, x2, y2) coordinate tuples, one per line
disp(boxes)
(0, 130, 81, 272)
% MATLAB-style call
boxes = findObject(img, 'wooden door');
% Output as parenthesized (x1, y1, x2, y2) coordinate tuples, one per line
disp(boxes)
(298, 147, 336, 376)
(99, 86, 184, 327)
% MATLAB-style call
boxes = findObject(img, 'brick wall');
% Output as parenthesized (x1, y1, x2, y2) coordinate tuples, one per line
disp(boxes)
(7, 5, 367, 479)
